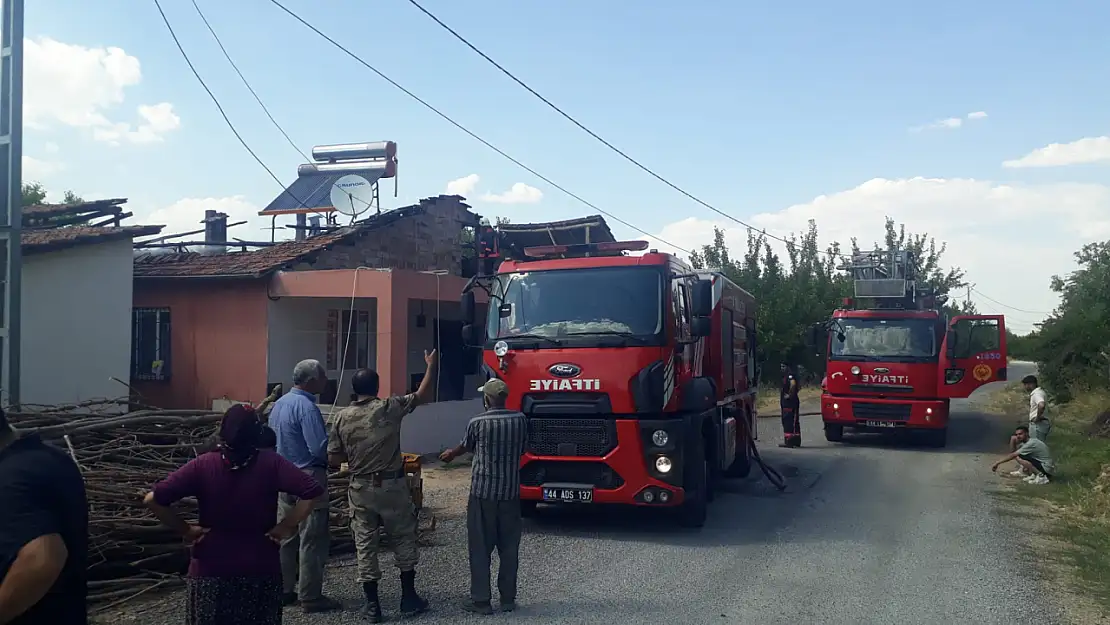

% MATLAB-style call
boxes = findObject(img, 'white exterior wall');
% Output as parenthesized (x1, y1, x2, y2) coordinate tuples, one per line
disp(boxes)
(266, 297, 378, 405)
(19, 239, 134, 408)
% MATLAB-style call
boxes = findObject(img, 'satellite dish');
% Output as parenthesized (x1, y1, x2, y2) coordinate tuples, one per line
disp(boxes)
(329, 174, 376, 217)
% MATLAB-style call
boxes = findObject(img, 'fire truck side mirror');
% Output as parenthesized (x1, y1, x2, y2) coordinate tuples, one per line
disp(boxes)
(945, 329, 956, 359)
(804, 325, 819, 348)
(461, 291, 476, 325)
(462, 323, 484, 347)
(691, 280, 713, 317)
(691, 317, 711, 337)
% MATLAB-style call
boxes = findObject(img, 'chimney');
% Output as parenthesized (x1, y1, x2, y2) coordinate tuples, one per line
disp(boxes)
(295, 213, 307, 241)
(308, 215, 322, 237)
(202, 210, 229, 255)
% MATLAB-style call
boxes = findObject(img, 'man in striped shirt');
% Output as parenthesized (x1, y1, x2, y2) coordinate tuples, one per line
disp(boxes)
(439, 378, 527, 614)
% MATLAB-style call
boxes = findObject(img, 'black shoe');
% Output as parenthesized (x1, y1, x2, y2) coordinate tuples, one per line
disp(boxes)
(361, 581, 382, 623)
(499, 600, 517, 612)
(399, 570, 429, 617)
(461, 600, 494, 615)
(301, 596, 343, 613)
(281, 592, 298, 607)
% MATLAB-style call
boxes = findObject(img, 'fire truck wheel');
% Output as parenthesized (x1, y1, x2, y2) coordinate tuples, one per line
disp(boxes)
(520, 500, 538, 518)
(678, 439, 709, 528)
(824, 424, 844, 442)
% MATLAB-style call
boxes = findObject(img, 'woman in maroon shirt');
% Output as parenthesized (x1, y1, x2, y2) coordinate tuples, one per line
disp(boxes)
(144, 404, 325, 625)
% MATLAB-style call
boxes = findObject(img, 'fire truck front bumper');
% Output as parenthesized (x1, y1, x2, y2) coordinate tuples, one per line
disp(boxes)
(518, 419, 686, 507)
(820, 394, 950, 430)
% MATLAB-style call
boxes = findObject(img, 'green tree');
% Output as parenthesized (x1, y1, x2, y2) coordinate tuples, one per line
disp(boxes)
(21, 182, 46, 206)
(1028, 241, 1110, 398)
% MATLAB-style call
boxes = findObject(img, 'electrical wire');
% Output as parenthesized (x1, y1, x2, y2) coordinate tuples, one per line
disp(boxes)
(188, 0, 372, 216)
(265, 0, 692, 256)
(153, 0, 315, 213)
(402, 0, 824, 259)
(971, 287, 1051, 316)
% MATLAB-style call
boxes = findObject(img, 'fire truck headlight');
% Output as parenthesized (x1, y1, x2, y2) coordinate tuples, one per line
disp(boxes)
(926, 407, 933, 415)
(832, 403, 839, 410)
(850, 366, 861, 375)
(655, 456, 673, 473)
(651, 429, 669, 447)
(493, 340, 509, 357)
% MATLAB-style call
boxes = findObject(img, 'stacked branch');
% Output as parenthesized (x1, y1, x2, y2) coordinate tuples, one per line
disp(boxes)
(8, 400, 436, 610)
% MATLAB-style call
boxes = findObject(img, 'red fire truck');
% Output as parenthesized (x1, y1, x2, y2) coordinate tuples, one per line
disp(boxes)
(460, 239, 760, 527)
(806, 250, 1007, 448)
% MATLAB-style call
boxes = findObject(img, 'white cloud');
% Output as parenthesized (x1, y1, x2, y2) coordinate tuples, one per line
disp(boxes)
(910, 111, 988, 132)
(481, 183, 543, 204)
(444, 174, 543, 204)
(445, 174, 481, 196)
(25, 36, 180, 145)
(1002, 136, 1110, 169)
(650, 177, 1110, 333)
(136, 196, 271, 242)
(22, 155, 64, 180)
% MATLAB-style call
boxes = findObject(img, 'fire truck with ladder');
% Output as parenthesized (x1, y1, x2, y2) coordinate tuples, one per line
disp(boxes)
(805, 249, 1008, 448)
(459, 229, 761, 527)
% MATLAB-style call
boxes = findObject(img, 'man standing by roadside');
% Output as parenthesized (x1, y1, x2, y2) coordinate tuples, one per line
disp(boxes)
(779, 362, 802, 448)
(0, 407, 89, 625)
(440, 379, 528, 615)
(269, 359, 341, 613)
(328, 350, 439, 622)
(1023, 375, 1050, 441)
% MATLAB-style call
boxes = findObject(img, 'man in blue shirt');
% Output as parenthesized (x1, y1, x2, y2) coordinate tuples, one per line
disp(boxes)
(270, 358, 340, 613)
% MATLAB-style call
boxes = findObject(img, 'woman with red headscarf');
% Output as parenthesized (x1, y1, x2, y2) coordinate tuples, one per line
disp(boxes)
(144, 404, 325, 625)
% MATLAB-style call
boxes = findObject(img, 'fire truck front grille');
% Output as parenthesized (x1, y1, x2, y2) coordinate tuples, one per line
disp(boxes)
(851, 402, 912, 421)
(519, 461, 624, 489)
(527, 418, 616, 457)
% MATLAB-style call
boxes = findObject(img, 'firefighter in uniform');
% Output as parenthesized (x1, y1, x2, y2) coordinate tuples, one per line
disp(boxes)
(327, 351, 438, 622)
(779, 362, 802, 448)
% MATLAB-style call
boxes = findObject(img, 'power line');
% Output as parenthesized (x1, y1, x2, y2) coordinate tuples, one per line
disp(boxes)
(187, 0, 370, 215)
(402, 0, 816, 258)
(265, 0, 692, 255)
(153, 0, 313, 214)
(971, 287, 1051, 316)
(189, 0, 309, 163)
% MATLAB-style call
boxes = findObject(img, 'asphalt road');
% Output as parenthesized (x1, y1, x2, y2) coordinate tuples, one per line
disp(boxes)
(125, 362, 1062, 625)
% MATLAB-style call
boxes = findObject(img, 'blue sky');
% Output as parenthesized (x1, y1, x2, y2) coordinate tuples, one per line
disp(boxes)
(24, 0, 1110, 333)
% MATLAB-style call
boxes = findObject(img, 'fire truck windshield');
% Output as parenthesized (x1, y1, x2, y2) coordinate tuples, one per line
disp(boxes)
(830, 317, 938, 362)
(487, 266, 664, 343)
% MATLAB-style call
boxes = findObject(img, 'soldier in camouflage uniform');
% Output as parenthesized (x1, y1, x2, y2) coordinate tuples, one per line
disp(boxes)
(327, 350, 438, 623)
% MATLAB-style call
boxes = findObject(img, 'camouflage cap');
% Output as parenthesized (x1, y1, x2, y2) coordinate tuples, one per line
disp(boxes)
(477, 378, 509, 400)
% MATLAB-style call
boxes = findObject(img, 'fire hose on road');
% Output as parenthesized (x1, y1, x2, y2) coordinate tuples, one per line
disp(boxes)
(736, 409, 822, 492)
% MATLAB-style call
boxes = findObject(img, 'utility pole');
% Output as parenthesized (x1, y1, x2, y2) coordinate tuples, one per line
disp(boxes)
(0, 0, 23, 407)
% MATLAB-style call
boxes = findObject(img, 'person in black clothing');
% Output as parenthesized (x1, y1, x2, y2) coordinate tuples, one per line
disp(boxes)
(0, 407, 89, 625)
(779, 362, 802, 448)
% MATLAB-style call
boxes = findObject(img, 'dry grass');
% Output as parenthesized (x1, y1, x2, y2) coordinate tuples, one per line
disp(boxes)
(988, 383, 1110, 616)
(755, 384, 821, 415)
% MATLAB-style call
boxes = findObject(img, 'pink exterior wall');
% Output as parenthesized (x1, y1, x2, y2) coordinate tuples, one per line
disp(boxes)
(133, 280, 270, 409)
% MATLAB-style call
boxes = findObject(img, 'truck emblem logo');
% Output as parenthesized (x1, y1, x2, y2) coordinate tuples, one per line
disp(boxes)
(874, 367, 890, 373)
(549, 363, 581, 378)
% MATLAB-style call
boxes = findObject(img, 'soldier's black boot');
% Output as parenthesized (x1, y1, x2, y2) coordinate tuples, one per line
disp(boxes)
(399, 570, 429, 617)
(361, 581, 382, 623)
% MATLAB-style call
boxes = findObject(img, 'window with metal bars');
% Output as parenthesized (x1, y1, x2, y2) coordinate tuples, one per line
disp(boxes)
(132, 307, 171, 381)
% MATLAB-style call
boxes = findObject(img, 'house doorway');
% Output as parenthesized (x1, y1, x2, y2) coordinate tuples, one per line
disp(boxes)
(433, 319, 466, 401)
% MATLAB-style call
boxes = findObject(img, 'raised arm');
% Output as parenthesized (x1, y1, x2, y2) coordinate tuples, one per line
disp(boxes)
(412, 350, 440, 407)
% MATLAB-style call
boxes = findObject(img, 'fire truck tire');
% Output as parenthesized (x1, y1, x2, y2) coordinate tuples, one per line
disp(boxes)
(824, 424, 844, 442)
(923, 428, 948, 448)
(520, 500, 538, 518)
(678, 439, 710, 528)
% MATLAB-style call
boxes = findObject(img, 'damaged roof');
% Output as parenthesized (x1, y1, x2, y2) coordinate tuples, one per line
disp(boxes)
(497, 215, 615, 251)
(20, 199, 163, 254)
(134, 201, 437, 279)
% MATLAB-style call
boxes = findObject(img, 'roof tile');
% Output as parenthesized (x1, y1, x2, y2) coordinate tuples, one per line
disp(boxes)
(22, 225, 163, 254)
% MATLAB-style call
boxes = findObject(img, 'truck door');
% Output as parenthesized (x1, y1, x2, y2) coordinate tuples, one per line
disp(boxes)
(938, 314, 1008, 398)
